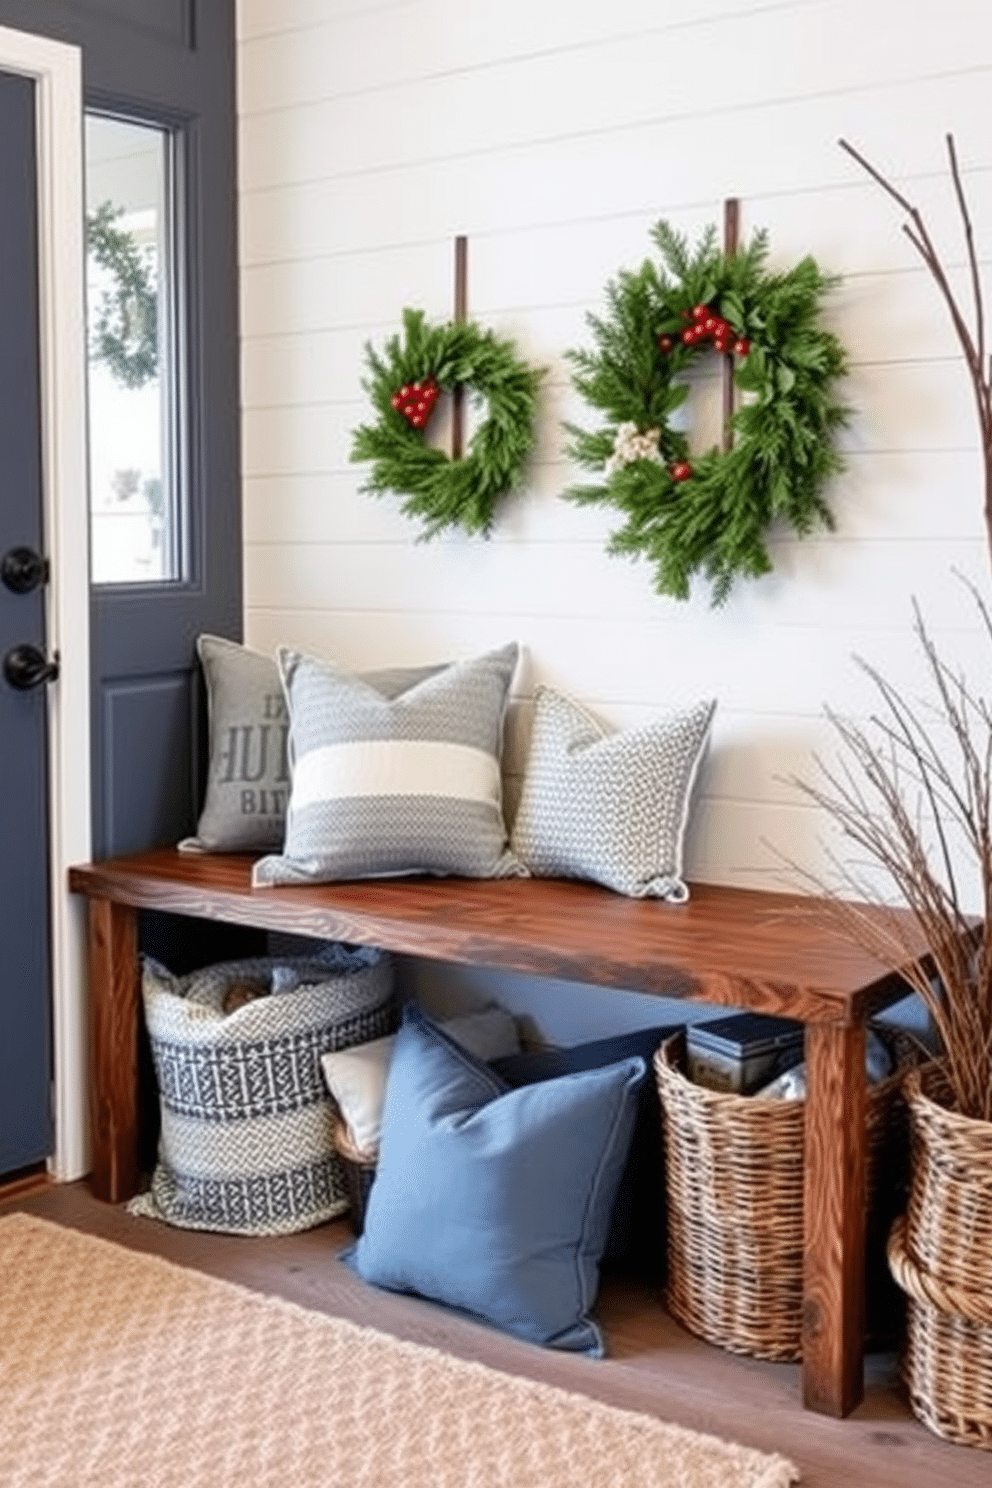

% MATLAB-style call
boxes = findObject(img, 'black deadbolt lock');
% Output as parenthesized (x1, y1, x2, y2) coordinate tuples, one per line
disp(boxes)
(1, 545, 49, 594)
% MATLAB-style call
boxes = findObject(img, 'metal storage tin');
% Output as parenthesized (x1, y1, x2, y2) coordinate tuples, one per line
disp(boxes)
(686, 1011, 804, 1095)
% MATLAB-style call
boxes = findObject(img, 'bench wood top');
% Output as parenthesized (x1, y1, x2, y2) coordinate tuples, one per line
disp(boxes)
(69, 847, 923, 1026)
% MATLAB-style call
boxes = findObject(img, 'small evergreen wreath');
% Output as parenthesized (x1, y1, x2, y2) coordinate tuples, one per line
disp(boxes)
(351, 307, 542, 538)
(86, 200, 158, 391)
(564, 220, 849, 604)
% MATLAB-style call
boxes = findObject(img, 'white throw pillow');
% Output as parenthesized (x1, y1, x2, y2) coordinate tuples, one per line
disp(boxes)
(321, 1005, 521, 1156)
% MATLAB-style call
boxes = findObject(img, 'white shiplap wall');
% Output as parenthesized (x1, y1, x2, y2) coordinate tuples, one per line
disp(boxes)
(235, 0, 992, 1033)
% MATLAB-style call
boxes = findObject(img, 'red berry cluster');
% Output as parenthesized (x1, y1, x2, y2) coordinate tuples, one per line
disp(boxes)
(391, 377, 440, 428)
(658, 304, 750, 358)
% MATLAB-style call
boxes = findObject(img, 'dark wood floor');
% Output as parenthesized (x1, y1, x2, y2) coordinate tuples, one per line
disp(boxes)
(2, 1174, 988, 1487)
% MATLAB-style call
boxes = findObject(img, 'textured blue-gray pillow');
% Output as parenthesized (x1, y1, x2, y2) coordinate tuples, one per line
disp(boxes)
(253, 643, 524, 885)
(510, 685, 715, 900)
(341, 1004, 646, 1357)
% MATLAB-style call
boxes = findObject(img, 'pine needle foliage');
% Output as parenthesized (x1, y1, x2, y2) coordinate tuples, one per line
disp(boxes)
(564, 219, 849, 605)
(351, 308, 542, 539)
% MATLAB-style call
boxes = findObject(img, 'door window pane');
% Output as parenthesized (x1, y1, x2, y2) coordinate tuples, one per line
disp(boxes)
(85, 114, 181, 584)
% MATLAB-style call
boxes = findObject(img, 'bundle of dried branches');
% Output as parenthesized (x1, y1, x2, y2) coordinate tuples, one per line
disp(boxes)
(791, 581, 992, 1121)
(792, 137, 992, 1120)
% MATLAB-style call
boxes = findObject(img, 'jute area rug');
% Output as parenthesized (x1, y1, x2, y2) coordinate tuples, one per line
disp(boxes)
(0, 1214, 798, 1487)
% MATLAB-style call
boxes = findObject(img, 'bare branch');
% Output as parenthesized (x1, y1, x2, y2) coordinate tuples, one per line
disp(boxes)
(839, 136, 992, 561)
(946, 134, 986, 392)
(838, 138, 915, 216)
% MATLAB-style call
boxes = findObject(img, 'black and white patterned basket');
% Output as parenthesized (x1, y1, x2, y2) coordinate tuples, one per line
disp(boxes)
(129, 946, 395, 1236)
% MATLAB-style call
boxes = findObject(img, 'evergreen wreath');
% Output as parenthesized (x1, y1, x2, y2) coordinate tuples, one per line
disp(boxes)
(86, 200, 158, 390)
(564, 220, 849, 604)
(351, 308, 542, 538)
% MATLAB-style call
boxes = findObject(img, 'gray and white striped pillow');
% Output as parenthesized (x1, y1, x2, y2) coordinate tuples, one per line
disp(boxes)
(252, 643, 526, 886)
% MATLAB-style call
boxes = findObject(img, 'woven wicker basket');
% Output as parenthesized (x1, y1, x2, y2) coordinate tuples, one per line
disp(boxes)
(331, 1115, 377, 1236)
(886, 1066, 992, 1450)
(654, 1028, 920, 1362)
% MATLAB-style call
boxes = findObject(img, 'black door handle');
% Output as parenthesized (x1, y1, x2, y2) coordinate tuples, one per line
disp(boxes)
(3, 643, 59, 689)
(1, 546, 49, 594)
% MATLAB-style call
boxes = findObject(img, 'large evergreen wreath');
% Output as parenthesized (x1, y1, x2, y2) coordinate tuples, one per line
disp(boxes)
(564, 220, 849, 604)
(351, 308, 542, 538)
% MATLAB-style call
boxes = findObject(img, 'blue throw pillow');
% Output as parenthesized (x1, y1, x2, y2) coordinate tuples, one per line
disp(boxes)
(341, 1004, 646, 1357)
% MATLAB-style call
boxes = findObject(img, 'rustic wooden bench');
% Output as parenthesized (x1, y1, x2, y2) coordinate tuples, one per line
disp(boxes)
(68, 847, 933, 1420)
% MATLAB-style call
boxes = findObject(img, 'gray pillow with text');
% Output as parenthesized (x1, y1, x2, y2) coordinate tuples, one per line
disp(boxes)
(180, 634, 442, 854)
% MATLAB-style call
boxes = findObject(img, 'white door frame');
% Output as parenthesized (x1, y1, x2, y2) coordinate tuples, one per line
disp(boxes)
(0, 25, 90, 1181)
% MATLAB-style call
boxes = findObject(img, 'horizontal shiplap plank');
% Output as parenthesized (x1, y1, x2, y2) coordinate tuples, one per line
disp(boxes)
(241, 448, 987, 550)
(237, 0, 988, 176)
(238, 273, 976, 423)
(238, 2, 836, 119)
(242, 582, 992, 712)
(238, 81, 992, 270)
(237, 1, 801, 78)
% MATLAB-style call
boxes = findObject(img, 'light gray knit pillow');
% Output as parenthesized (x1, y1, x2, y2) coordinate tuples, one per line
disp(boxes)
(510, 685, 715, 901)
(252, 642, 525, 886)
(180, 635, 443, 854)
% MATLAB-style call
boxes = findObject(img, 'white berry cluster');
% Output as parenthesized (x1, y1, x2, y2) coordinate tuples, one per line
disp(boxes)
(605, 421, 662, 476)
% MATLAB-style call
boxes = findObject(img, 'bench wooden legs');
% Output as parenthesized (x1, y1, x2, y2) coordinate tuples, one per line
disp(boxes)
(87, 897, 141, 1204)
(802, 1021, 867, 1417)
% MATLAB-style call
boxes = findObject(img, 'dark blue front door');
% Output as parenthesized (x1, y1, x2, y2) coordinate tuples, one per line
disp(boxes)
(0, 68, 53, 1174)
(0, 1, 243, 1180)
